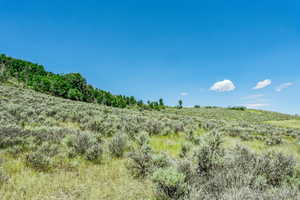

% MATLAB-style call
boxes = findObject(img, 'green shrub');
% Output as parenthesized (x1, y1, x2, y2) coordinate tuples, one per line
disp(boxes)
(38, 142, 60, 157)
(194, 131, 224, 176)
(24, 141, 60, 171)
(127, 145, 153, 178)
(0, 167, 9, 186)
(66, 132, 96, 155)
(185, 145, 300, 199)
(152, 167, 187, 200)
(227, 106, 247, 111)
(25, 152, 52, 171)
(177, 159, 195, 184)
(32, 126, 72, 144)
(0, 125, 28, 149)
(7, 145, 23, 157)
(0, 66, 8, 82)
(240, 132, 252, 141)
(67, 148, 77, 159)
(173, 122, 184, 134)
(85, 144, 103, 161)
(185, 130, 195, 141)
(265, 136, 283, 146)
(85, 120, 115, 136)
(65, 132, 103, 161)
(135, 131, 150, 147)
(146, 120, 162, 135)
(258, 152, 296, 186)
(179, 143, 191, 158)
(108, 133, 127, 158)
(152, 153, 172, 169)
(67, 88, 83, 101)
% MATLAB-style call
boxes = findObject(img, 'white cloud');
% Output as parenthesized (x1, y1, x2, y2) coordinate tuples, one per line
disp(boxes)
(253, 79, 272, 90)
(245, 103, 269, 108)
(210, 80, 236, 92)
(276, 82, 293, 92)
(242, 94, 264, 100)
(180, 92, 189, 96)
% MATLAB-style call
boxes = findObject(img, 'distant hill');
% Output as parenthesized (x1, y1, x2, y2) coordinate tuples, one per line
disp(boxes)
(0, 54, 164, 110)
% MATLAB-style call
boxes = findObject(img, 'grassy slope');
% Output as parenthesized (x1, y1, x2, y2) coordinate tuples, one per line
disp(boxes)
(0, 84, 153, 200)
(1, 84, 300, 199)
(1, 156, 153, 200)
(266, 120, 300, 129)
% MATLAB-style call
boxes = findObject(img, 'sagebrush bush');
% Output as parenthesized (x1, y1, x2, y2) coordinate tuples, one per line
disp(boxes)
(194, 131, 224, 176)
(177, 159, 195, 185)
(258, 152, 295, 186)
(184, 145, 300, 199)
(152, 167, 187, 200)
(179, 143, 191, 158)
(32, 126, 72, 144)
(85, 144, 103, 161)
(85, 119, 116, 136)
(108, 133, 127, 158)
(265, 136, 283, 146)
(146, 120, 163, 135)
(0, 125, 28, 149)
(66, 132, 95, 155)
(185, 130, 195, 141)
(65, 132, 104, 161)
(185, 131, 201, 145)
(38, 142, 60, 157)
(25, 151, 52, 171)
(7, 145, 23, 157)
(127, 145, 153, 178)
(240, 132, 253, 141)
(152, 153, 172, 169)
(0, 167, 9, 186)
(135, 131, 150, 147)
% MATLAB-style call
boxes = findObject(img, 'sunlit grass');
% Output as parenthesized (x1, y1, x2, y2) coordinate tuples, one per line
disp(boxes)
(246, 109, 262, 113)
(266, 120, 300, 129)
(150, 133, 186, 157)
(195, 128, 206, 136)
(0, 152, 153, 200)
(149, 130, 300, 163)
(223, 136, 300, 162)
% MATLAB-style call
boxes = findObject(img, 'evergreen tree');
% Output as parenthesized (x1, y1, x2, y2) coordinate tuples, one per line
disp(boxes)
(159, 98, 165, 109)
(178, 100, 183, 109)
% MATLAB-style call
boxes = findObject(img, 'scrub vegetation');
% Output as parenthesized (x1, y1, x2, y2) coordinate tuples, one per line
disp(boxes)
(1, 56, 300, 199)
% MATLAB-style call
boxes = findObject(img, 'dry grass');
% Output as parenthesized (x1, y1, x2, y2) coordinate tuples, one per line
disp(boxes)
(0, 155, 154, 200)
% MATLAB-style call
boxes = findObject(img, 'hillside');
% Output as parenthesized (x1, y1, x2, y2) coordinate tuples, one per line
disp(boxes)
(0, 54, 164, 110)
(2, 1, 300, 199)
(1, 84, 300, 200)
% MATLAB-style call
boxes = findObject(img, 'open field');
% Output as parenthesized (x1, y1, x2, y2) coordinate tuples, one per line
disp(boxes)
(1, 84, 300, 199)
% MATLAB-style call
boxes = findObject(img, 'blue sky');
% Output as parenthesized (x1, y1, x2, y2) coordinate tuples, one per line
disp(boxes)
(1, 0, 300, 114)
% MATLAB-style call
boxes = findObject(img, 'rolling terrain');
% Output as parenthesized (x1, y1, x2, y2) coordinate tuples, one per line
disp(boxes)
(1, 55, 300, 200)
(1, 82, 300, 200)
